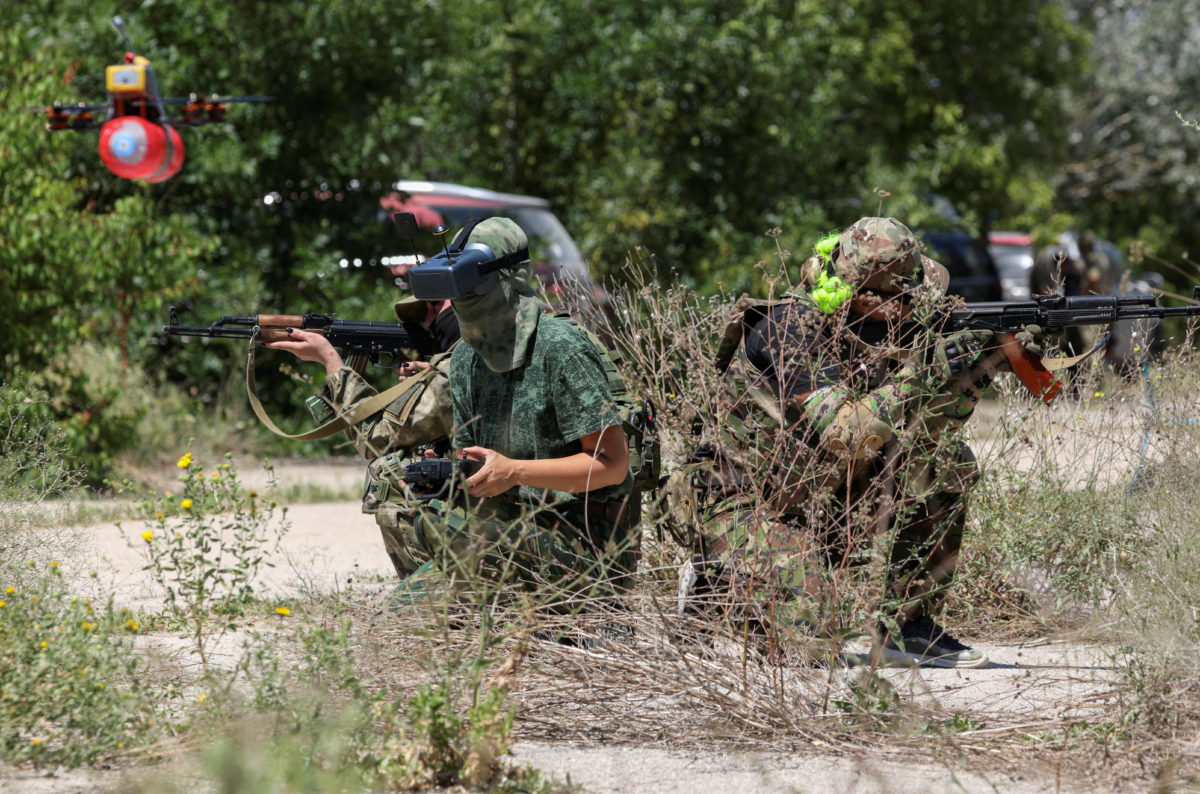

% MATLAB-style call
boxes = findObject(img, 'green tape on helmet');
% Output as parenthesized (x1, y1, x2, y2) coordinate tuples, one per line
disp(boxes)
(814, 232, 840, 264)
(810, 270, 853, 313)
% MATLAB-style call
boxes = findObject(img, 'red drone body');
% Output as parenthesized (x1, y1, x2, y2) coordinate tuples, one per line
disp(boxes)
(98, 116, 185, 182)
(32, 18, 269, 183)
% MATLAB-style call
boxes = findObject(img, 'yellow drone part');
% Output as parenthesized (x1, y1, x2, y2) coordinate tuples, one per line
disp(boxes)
(106, 64, 147, 93)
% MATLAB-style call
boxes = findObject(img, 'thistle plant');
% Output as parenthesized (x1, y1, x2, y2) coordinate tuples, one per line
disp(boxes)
(0, 560, 155, 766)
(135, 452, 288, 671)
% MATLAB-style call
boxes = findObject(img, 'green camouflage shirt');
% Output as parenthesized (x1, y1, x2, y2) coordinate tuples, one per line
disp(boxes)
(450, 312, 633, 505)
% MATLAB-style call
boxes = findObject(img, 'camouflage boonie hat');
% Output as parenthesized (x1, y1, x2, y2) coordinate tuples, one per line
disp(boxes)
(831, 217, 949, 298)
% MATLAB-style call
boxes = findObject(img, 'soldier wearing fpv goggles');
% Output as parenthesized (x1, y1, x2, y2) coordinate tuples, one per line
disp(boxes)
(406, 217, 640, 611)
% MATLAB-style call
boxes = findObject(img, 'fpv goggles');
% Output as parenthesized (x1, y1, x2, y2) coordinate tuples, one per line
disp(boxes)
(407, 218, 529, 301)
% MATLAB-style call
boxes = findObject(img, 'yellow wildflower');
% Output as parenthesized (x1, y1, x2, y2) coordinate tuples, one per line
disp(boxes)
(180, 499, 193, 510)
(211, 471, 219, 479)
(82, 622, 96, 631)
(125, 619, 140, 632)
(156, 512, 163, 521)
(0, 601, 6, 609)
(49, 561, 59, 569)
(40, 641, 46, 648)
(30, 738, 40, 746)
(1094, 391, 1104, 398)
(141, 530, 154, 543)
(177, 452, 193, 469)
(275, 606, 291, 616)
(197, 693, 208, 704)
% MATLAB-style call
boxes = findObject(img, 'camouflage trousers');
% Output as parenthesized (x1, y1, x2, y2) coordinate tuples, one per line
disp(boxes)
(674, 440, 976, 632)
(373, 502, 431, 578)
(411, 492, 642, 608)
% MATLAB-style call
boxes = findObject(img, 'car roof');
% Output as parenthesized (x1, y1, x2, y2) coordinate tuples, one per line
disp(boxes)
(391, 180, 551, 210)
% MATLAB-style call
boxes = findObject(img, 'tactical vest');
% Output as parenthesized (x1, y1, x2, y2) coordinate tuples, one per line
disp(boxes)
(359, 352, 454, 517)
(713, 296, 806, 441)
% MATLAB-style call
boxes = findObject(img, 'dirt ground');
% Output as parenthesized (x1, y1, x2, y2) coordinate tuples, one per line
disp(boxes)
(1, 456, 1160, 794)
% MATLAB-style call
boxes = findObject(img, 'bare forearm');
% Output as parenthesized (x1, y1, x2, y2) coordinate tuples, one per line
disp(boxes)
(502, 451, 627, 493)
(461, 428, 630, 497)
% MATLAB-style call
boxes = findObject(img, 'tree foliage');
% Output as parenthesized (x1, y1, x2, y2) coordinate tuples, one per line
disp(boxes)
(5, 0, 1196, 478)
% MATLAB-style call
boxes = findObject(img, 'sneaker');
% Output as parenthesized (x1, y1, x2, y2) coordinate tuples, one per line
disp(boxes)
(676, 555, 734, 621)
(881, 617, 989, 668)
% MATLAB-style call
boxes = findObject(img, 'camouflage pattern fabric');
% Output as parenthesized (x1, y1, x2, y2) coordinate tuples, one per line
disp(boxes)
(444, 310, 638, 596)
(413, 492, 642, 604)
(322, 353, 455, 577)
(451, 312, 634, 505)
(450, 217, 542, 373)
(831, 217, 949, 299)
(323, 353, 454, 460)
(685, 219, 989, 635)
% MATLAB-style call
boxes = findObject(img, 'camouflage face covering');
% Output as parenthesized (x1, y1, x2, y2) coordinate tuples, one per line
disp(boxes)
(450, 217, 542, 373)
(831, 217, 948, 300)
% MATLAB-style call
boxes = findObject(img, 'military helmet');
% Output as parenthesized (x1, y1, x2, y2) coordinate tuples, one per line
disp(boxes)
(830, 217, 948, 298)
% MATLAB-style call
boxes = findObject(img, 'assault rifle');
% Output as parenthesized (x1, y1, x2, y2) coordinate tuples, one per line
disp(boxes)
(162, 306, 437, 442)
(403, 457, 483, 501)
(948, 287, 1200, 335)
(946, 287, 1200, 402)
(162, 306, 436, 364)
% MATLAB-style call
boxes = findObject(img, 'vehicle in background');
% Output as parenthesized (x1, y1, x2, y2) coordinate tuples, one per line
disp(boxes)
(986, 230, 1035, 301)
(380, 181, 600, 302)
(919, 227, 1004, 302)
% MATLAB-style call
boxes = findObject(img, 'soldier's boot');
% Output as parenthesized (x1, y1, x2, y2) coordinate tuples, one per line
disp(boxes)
(380, 560, 454, 614)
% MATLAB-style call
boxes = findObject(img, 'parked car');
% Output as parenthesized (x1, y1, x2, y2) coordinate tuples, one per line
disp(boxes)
(986, 230, 1036, 301)
(380, 181, 600, 302)
(919, 227, 1004, 302)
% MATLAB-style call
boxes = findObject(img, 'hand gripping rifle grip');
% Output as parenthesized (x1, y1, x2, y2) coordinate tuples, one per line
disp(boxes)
(998, 332, 1062, 403)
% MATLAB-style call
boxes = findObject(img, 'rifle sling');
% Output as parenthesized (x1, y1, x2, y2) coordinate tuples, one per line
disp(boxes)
(244, 341, 428, 441)
(1040, 330, 1110, 372)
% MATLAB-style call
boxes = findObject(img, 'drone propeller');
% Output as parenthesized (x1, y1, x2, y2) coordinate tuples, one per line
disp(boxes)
(27, 101, 108, 115)
(159, 94, 274, 107)
(28, 102, 108, 131)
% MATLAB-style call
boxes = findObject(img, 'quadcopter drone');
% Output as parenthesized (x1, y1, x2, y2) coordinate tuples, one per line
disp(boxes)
(31, 16, 271, 182)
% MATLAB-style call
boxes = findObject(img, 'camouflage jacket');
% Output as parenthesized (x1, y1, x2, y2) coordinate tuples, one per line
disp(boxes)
(450, 312, 633, 508)
(323, 352, 454, 462)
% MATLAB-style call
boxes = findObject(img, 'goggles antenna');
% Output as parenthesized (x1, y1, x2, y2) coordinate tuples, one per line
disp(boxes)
(432, 224, 453, 264)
